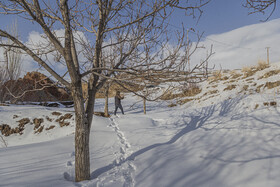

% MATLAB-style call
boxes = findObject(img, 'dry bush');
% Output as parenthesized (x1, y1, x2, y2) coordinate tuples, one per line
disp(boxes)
(242, 66, 257, 78)
(209, 70, 223, 83)
(242, 61, 269, 78)
(256, 60, 269, 71)
(230, 70, 242, 79)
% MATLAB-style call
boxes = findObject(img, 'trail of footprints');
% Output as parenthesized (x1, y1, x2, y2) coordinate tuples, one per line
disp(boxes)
(109, 116, 136, 187)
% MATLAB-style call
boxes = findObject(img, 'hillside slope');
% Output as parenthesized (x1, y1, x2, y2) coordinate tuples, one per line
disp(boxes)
(0, 62, 279, 187)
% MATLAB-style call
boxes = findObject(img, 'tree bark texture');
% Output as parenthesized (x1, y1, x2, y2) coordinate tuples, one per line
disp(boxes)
(72, 82, 91, 182)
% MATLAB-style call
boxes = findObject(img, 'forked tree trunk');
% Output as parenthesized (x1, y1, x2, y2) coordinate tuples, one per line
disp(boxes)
(72, 83, 91, 182)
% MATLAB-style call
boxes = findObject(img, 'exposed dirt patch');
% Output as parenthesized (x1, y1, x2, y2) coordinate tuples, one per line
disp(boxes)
(46, 125, 55, 130)
(224, 85, 236, 91)
(45, 116, 53, 122)
(17, 118, 30, 126)
(35, 126, 44, 134)
(52, 111, 62, 116)
(13, 115, 19, 119)
(0, 124, 12, 136)
(55, 113, 73, 127)
(1, 71, 71, 103)
(33, 118, 44, 130)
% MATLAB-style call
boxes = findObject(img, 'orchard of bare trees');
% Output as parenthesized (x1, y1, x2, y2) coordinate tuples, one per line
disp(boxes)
(0, 0, 212, 182)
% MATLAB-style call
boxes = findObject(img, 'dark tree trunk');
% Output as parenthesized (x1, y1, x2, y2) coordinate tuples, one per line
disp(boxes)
(72, 82, 91, 182)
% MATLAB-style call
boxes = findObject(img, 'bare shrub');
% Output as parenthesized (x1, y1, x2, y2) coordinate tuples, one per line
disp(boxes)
(242, 66, 257, 78)
(256, 60, 269, 71)
(230, 70, 242, 79)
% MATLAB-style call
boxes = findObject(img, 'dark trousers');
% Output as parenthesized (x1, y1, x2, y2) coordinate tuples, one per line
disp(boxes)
(114, 104, 124, 115)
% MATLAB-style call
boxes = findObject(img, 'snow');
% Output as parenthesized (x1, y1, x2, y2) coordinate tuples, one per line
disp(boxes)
(0, 63, 280, 187)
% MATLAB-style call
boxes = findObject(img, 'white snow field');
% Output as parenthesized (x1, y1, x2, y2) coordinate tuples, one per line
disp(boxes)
(0, 62, 280, 187)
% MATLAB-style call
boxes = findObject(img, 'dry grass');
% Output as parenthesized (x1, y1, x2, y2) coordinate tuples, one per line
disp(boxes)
(242, 60, 270, 78)
(161, 85, 201, 101)
(258, 69, 280, 79)
(256, 84, 264, 93)
(223, 85, 236, 91)
(256, 60, 269, 71)
(177, 98, 194, 105)
(209, 70, 222, 83)
(230, 70, 242, 79)
(264, 81, 280, 89)
(242, 66, 257, 78)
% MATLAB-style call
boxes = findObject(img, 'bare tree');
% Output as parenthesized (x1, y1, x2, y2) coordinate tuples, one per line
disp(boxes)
(0, 0, 211, 182)
(3, 20, 22, 81)
(244, 0, 277, 21)
(0, 67, 7, 103)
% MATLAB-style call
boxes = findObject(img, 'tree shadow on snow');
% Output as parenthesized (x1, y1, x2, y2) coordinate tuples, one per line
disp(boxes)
(91, 104, 216, 179)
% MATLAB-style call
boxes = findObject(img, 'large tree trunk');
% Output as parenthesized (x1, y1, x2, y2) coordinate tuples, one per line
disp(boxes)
(72, 82, 91, 182)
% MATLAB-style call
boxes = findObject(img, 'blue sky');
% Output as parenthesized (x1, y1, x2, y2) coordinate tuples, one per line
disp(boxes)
(1, 0, 279, 40)
(0, 0, 280, 71)
(170, 0, 280, 35)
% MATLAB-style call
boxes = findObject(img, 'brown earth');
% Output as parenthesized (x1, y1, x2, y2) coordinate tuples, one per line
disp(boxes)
(1, 72, 71, 103)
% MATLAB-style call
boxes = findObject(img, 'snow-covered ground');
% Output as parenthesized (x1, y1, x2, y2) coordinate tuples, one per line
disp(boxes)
(0, 63, 280, 187)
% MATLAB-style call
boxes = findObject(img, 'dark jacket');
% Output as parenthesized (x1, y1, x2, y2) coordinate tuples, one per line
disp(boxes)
(115, 94, 124, 106)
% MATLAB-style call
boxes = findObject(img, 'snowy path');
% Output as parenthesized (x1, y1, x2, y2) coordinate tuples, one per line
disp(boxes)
(93, 116, 136, 187)
(110, 116, 136, 187)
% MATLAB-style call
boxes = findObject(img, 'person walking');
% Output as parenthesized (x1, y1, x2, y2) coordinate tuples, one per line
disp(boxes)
(114, 91, 124, 115)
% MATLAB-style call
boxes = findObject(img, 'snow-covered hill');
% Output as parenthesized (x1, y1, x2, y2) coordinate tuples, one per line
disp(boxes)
(0, 62, 280, 187)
